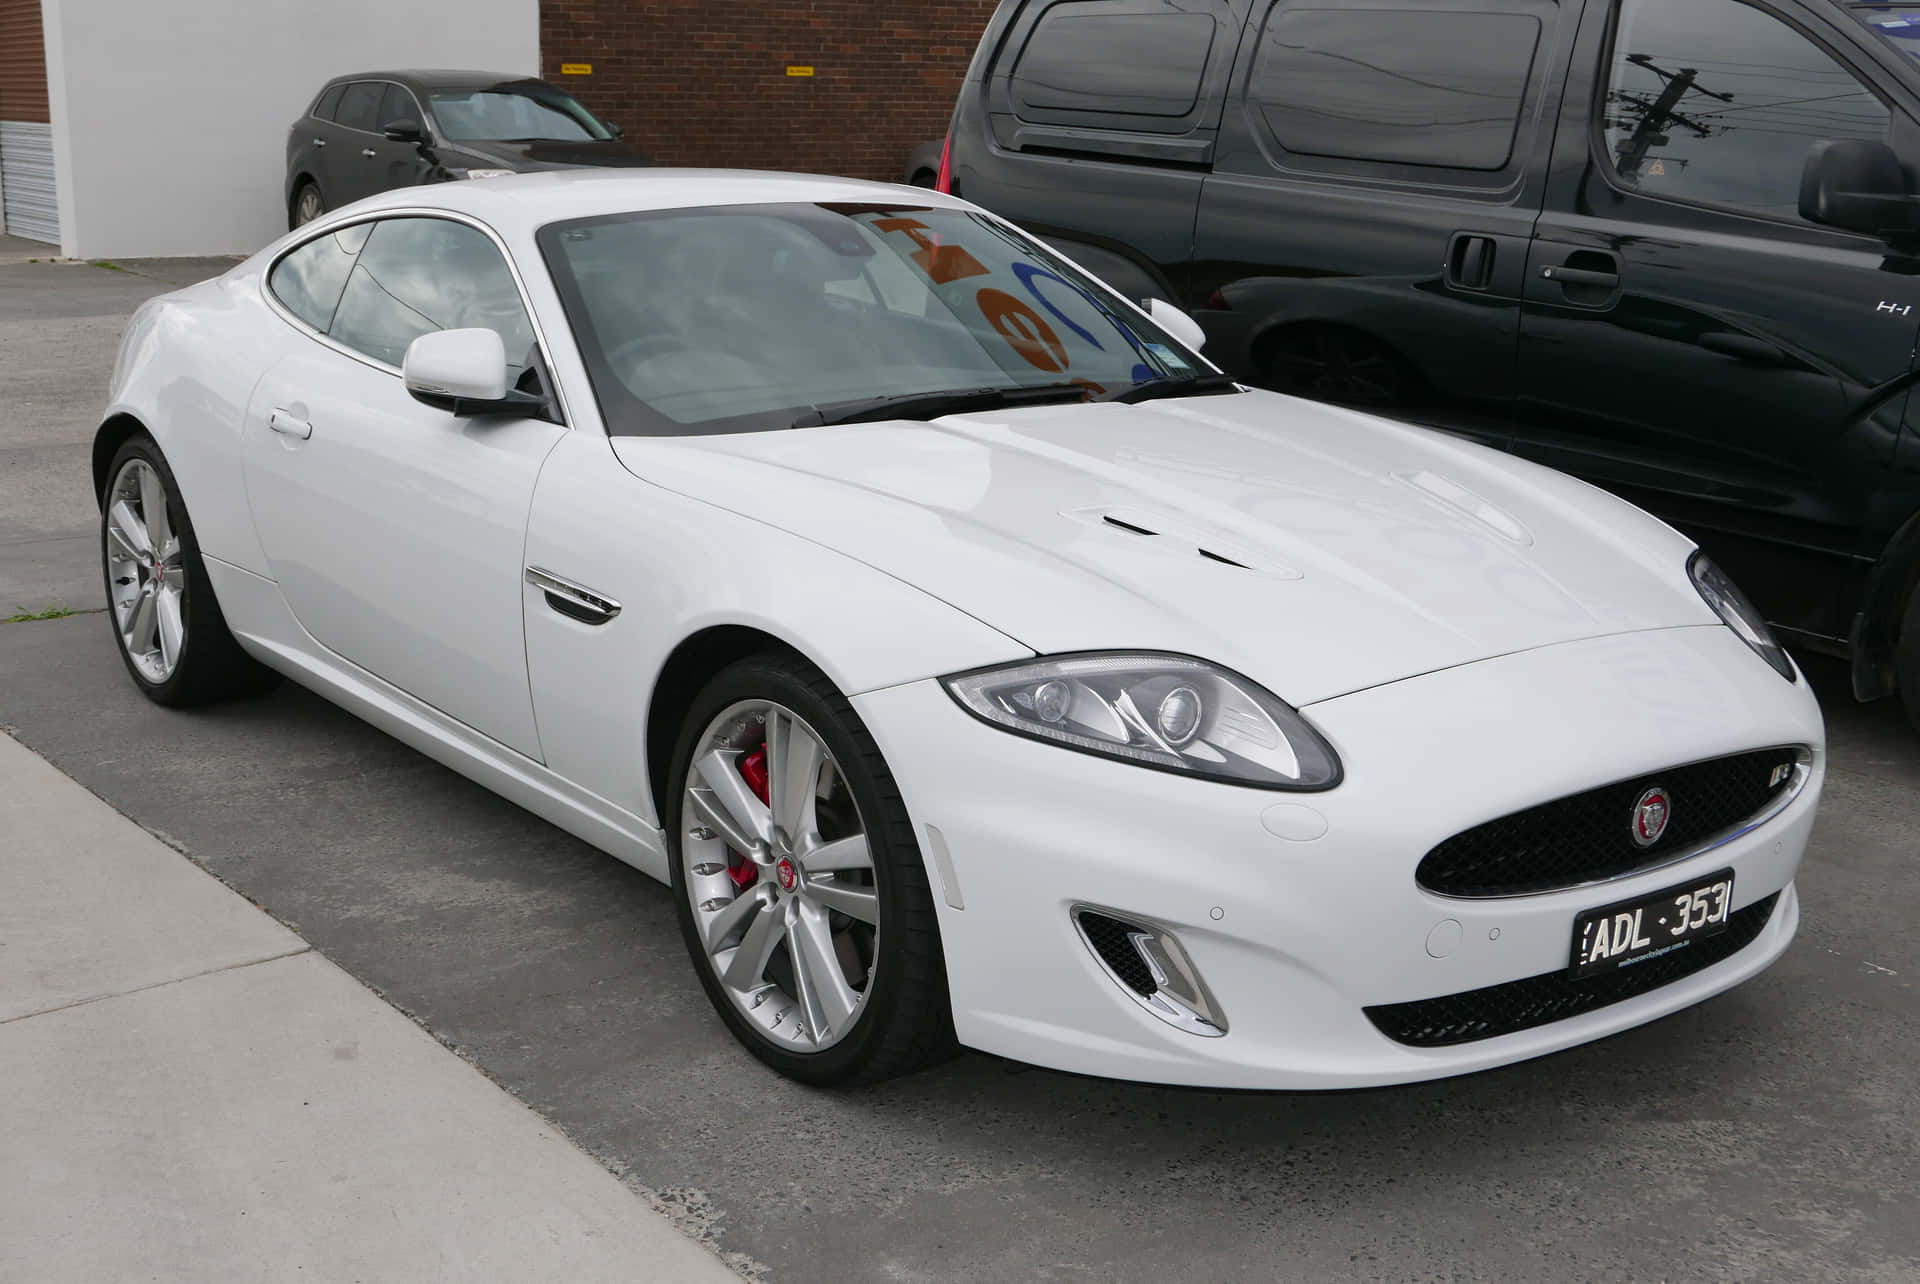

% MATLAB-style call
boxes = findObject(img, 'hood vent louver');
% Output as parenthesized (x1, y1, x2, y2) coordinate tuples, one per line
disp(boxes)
(1102, 515, 1158, 537)
(1072, 507, 1301, 580)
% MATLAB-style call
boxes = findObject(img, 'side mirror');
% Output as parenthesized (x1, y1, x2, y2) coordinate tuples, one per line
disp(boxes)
(382, 118, 425, 143)
(1799, 139, 1920, 237)
(403, 329, 543, 416)
(1145, 297, 1208, 353)
(606, 121, 624, 139)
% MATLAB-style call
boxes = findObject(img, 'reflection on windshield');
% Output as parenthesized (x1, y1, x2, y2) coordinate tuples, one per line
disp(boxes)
(540, 203, 1201, 437)
(429, 89, 610, 142)
(1849, 3, 1920, 59)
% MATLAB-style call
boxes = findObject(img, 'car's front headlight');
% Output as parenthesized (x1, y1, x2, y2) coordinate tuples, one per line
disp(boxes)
(1689, 551, 1795, 682)
(456, 168, 518, 180)
(942, 653, 1342, 790)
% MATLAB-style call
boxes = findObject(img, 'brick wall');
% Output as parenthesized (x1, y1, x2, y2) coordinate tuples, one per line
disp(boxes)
(540, 1, 998, 182)
(0, 0, 51, 123)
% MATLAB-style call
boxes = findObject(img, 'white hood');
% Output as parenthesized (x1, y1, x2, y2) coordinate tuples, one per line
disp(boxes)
(612, 390, 1715, 705)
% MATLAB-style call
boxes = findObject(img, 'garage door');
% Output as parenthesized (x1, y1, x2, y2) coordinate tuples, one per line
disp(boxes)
(0, 0, 58, 245)
(1, 122, 58, 243)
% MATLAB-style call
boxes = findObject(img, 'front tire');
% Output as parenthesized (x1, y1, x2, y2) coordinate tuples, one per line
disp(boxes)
(666, 653, 955, 1086)
(101, 435, 278, 706)
(1898, 587, 1920, 732)
(1256, 325, 1419, 408)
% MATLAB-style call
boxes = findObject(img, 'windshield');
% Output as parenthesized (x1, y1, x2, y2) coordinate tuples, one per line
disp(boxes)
(538, 202, 1206, 436)
(429, 87, 612, 142)
(1849, 4, 1920, 61)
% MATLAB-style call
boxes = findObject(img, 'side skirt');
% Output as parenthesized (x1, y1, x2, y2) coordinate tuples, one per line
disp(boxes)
(202, 555, 670, 882)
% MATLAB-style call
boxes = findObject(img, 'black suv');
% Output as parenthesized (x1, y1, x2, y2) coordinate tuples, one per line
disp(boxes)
(284, 70, 651, 228)
(949, 0, 1920, 725)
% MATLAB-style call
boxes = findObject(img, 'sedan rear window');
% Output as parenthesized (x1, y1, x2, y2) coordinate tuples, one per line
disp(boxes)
(538, 202, 1201, 437)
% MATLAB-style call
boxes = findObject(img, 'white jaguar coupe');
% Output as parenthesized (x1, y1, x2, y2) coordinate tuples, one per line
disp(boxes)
(97, 170, 1823, 1088)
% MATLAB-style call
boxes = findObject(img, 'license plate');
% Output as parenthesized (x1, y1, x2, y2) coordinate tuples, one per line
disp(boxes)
(1570, 868, 1736, 978)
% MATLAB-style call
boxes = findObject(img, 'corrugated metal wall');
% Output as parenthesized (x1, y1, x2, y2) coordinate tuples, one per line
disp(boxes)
(1, 0, 58, 244)
(1, 122, 57, 243)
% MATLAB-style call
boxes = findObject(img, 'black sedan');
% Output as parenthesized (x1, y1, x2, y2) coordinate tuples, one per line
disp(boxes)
(284, 70, 651, 228)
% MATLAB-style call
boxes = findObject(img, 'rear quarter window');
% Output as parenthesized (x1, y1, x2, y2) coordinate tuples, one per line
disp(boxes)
(1249, 2, 1543, 171)
(268, 224, 373, 334)
(312, 83, 346, 122)
(1012, 4, 1218, 119)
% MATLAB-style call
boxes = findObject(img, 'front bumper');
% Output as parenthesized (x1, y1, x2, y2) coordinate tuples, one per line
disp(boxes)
(851, 625, 1824, 1090)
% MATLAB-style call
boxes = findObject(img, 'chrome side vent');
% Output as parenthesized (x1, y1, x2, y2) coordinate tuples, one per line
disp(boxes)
(1071, 906, 1228, 1037)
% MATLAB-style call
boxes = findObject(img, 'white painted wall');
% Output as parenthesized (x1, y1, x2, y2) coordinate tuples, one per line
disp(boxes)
(40, 0, 537, 259)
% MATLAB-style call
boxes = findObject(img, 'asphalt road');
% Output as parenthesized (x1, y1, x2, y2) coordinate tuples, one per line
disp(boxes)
(2, 255, 1916, 1282)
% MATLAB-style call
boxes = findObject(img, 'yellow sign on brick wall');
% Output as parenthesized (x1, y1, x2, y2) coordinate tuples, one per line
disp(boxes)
(560, 63, 592, 75)
(786, 65, 815, 77)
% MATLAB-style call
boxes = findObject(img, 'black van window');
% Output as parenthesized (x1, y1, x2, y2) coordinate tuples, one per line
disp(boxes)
(1604, 0, 1889, 221)
(1249, 4, 1542, 171)
(1011, 2, 1217, 119)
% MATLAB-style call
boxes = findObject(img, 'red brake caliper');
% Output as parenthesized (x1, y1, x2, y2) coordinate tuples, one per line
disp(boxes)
(728, 744, 771, 889)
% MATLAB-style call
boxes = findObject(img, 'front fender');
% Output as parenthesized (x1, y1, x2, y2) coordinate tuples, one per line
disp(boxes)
(521, 431, 1031, 825)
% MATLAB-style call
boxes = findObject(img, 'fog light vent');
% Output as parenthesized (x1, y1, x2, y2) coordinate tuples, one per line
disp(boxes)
(1071, 906, 1228, 1037)
(1077, 911, 1159, 995)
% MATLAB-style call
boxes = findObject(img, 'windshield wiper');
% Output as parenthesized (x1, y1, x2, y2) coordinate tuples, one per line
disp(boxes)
(1095, 371, 1243, 405)
(793, 383, 1090, 428)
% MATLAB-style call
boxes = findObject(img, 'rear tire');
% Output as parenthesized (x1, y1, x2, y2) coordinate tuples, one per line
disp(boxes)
(101, 434, 279, 706)
(1897, 587, 1920, 732)
(666, 653, 955, 1086)
(290, 181, 325, 229)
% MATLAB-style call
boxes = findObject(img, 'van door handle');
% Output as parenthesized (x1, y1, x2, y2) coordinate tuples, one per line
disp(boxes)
(1541, 264, 1620, 290)
(360, 147, 378, 158)
(268, 409, 313, 439)
(1446, 233, 1497, 290)
(312, 137, 327, 148)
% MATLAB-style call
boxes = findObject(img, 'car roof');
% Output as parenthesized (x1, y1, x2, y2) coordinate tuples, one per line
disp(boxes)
(325, 69, 554, 92)
(325, 169, 974, 239)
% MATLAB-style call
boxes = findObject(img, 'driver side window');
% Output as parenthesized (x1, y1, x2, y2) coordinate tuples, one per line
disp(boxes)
(327, 217, 538, 373)
(1603, 0, 1889, 222)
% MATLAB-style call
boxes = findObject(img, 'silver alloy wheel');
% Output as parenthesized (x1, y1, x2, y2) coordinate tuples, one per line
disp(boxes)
(295, 187, 323, 225)
(682, 699, 879, 1052)
(105, 458, 186, 684)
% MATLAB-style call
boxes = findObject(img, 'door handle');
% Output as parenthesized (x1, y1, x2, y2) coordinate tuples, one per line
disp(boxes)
(1541, 264, 1620, 290)
(526, 566, 621, 625)
(360, 147, 378, 158)
(312, 137, 327, 148)
(268, 409, 313, 440)
(1446, 233, 1497, 290)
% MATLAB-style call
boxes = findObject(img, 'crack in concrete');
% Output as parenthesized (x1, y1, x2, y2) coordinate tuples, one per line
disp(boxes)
(0, 946, 315, 1026)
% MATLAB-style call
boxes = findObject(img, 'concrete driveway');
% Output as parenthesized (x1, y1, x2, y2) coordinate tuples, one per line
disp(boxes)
(2, 256, 1916, 1282)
